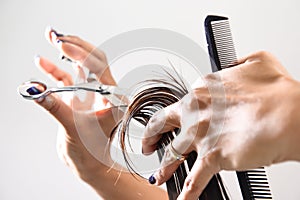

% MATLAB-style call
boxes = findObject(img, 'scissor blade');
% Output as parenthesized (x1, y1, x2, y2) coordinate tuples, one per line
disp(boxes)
(99, 85, 129, 112)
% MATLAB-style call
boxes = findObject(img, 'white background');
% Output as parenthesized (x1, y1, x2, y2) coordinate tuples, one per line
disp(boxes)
(1, 0, 300, 199)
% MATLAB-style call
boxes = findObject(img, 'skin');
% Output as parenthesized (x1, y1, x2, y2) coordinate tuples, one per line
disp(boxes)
(142, 51, 300, 200)
(33, 27, 300, 200)
(34, 27, 168, 200)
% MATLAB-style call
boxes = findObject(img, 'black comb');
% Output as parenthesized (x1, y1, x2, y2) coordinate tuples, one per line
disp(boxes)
(204, 15, 273, 200)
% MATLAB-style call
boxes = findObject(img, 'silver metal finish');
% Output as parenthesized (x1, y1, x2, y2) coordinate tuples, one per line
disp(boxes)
(18, 77, 128, 110)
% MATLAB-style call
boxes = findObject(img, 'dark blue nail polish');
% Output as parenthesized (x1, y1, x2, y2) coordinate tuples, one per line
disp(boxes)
(51, 29, 64, 37)
(55, 32, 64, 37)
(60, 55, 73, 63)
(148, 174, 156, 184)
(26, 86, 41, 95)
(56, 39, 63, 43)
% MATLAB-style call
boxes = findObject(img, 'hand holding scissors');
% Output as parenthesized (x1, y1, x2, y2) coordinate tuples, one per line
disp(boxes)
(18, 27, 166, 200)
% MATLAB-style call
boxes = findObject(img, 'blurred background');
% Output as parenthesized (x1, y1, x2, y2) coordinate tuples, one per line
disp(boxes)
(1, 0, 300, 199)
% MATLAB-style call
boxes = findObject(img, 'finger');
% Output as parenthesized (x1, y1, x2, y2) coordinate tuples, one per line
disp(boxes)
(248, 51, 291, 76)
(35, 55, 73, 86)
(55, 40, 115, 85)
(45, 27, 115, 85)
(36, 94, 76, 136)
(236, 51, 272, 65)
(57, 34, 107, 63)
(177, 151, 221, 200)
(142, 102, 181, 154)
(45, 27, 106, 62)
(45, 26, 56, 46)
(150, 135, 191, 186)
(234, 51, 292, 80)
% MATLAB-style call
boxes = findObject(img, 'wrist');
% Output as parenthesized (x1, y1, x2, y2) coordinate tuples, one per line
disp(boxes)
(78, 165, 118, 199)
(281, 79, 300, 162)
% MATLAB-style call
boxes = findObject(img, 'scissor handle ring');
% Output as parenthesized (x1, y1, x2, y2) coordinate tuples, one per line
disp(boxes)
(18, 80, 49, 100)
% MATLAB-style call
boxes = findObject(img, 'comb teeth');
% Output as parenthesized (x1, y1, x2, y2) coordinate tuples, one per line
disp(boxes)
(237, 169, 272, 200)
(246, 169, 272, 199)
(211, 20, 237, 69)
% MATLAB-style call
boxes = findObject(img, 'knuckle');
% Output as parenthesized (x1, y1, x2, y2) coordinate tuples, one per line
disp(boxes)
(186, 121, 209, 141)
(48, 99, 61, 114)
(183, 90, 210, 113)
(185, 124, 199, 138)
(225, 152, 245, 170)
(141, 138, 148, 146)
(183, 91, 200, 110)
(253, 50, 273, 62)
(204, 73, 218, 81)
(203, 149, 222, 172)
(147, 117, 158, 132)
(256, 50, 269, 58)
(97, 50, 106, 59)
(147, 113, 164, 133)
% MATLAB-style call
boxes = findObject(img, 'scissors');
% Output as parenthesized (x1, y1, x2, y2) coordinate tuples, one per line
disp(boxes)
(18, 74, 128, 110)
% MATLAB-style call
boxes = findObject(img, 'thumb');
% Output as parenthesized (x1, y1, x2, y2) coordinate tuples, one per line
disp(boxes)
(36, 94, 75, 131)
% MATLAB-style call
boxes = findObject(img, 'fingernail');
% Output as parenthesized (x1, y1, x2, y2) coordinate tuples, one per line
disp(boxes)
(60, 55, 73, 63)
(26, 86, 42, 95)
(54, 32, 64, 37)
(148, 174, 156, 184)
(48, 26, 64, 37)
(56, 39, 63, 43)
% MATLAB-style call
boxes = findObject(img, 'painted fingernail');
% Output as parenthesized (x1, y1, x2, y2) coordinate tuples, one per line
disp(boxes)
(54, 32, 64, 37)
(56, 39, 63, 43)
(60, 55, 73, 63)
(148, 174, 156, 184)
(49, 26, 64, 37)
(27, 86, 42, 95)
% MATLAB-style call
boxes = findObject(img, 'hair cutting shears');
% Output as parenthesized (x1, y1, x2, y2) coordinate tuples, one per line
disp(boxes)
(18, 74, 128, 109)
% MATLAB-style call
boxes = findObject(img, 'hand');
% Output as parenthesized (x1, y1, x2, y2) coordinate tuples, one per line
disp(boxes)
(33, 28, 168, 200)
(142, 51, 300, 200)
(35, 29, 122, 180)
